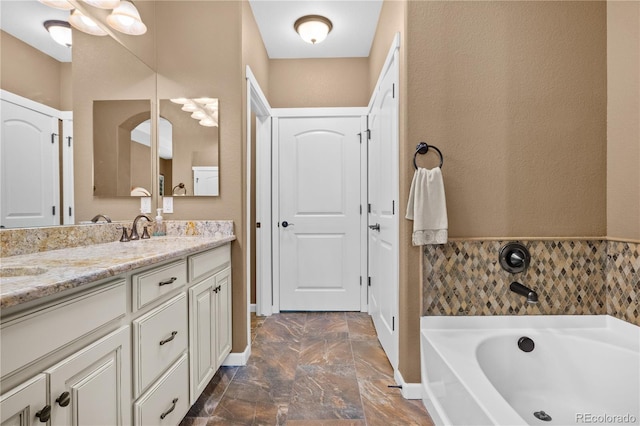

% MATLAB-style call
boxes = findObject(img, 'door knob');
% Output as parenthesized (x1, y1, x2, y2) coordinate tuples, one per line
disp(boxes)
(281, 221, 294, 228)
(368, 224, 380, 231)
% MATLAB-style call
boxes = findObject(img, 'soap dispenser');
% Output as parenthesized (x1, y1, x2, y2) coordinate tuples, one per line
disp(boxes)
(154, 208, 166, 236)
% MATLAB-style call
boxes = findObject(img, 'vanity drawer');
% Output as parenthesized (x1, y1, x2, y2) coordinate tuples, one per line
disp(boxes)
(188, 244, 230, 282)
(132, 293, 187, 397)
(132, 260, 187, 311)
(133, 353, 189, 426)
(0, 280, 126, 376)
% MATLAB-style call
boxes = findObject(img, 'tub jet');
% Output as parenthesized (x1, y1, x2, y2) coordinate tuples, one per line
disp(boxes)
(534, 411, 552, 421)
(518, 336, 535, 352)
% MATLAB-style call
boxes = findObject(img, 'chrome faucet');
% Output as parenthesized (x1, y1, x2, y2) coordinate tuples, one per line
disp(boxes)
(130, 214, 153, 240)
(510, 282, 539, 304)
(91, 214, 112, 223)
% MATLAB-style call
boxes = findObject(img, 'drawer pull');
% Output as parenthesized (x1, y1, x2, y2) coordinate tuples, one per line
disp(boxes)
(36, 405, 51, 423)
(159, 331, 178, 346)
(158, 277, 178, 286)
(212, 285, 221, 293)
(160, 398, 179, 420)
(56, 391, 71, 407)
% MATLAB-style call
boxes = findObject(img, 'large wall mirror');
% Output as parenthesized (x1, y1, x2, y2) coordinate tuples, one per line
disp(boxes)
(159, 98, 220, 197)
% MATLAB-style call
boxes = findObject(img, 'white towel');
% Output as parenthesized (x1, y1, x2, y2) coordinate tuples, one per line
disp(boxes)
(405, 167, 448, 245)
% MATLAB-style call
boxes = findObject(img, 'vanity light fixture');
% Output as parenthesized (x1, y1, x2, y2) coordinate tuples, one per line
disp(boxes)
(38, 0, 74, 10)
(107, 0, 147, 35)
(69, 8, 108, 36)
(294, 15, 333, 45)
(83, 0, 120, 9)
(44, 20, 72, 47)
(170, 98, 219, 128)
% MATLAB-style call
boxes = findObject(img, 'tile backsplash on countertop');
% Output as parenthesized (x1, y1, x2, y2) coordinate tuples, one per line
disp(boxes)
(0, 220, 234, 258)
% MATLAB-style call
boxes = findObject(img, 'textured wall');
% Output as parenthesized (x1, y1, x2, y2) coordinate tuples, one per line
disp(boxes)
(269, 58, 370, 108)
(606, 242, 640, 325)
(607, 2, 640, 241)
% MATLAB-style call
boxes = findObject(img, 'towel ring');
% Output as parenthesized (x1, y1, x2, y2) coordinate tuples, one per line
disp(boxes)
(413, 142, 443, 169)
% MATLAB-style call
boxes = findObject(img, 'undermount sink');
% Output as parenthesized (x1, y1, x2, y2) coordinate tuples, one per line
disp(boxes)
(0, 266, 48, 278)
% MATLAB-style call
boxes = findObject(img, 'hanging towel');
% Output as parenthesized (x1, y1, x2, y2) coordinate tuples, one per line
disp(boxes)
(405, 167, 448, 245)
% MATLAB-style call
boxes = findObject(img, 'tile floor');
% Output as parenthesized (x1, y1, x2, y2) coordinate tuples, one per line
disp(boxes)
(179, 312, 434, 425)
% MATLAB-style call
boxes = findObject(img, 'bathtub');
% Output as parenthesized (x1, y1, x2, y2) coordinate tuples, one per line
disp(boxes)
(420, 315, 640, 426)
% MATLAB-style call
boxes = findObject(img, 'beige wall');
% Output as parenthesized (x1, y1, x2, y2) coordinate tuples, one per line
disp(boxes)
(607, 1, 640, 241)
(269, 58, 370, 108)
(1, 30, 71, 110)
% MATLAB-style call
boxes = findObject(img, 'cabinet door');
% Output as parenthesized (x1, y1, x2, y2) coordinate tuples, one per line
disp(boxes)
(188, 276, 216, 404)
(45, 326, 131, 426)
(215, 267, 232, 368)
(1, 374, 48, 426)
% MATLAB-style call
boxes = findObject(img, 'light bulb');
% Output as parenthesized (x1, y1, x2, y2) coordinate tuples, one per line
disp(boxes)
(69, 9, 108, 36)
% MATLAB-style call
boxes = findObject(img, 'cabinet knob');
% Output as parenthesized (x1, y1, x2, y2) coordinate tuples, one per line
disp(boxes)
(56, 391, 71, 407)
(36, 405, 51, 423)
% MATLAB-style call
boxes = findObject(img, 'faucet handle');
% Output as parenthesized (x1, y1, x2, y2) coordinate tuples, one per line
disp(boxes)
(141, 226, 151, 239)
(119, 227, 130, 242)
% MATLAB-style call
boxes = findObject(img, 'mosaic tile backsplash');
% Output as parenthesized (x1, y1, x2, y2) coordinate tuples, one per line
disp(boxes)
(422, 240, 639, 326)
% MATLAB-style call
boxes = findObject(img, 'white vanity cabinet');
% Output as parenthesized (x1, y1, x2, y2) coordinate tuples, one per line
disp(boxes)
(0, 374, 47, 426)
(0, 240, 233, 426)
(187, 245, 232, 404)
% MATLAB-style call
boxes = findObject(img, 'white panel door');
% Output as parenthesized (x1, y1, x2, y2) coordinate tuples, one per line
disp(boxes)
(279, 116, 361, 311)
(1, 100, 59, 228)
(0, 374, 47, 426)
(368, 51, 399, 368)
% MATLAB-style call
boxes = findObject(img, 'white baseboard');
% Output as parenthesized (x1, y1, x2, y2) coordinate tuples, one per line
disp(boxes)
(250, 303, 256, 313)
(222, 345, 251, 366)
(394, 369, 422, 400)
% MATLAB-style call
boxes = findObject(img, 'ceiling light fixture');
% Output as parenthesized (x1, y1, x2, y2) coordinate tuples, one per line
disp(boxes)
(170, 98, 219, 128)
(69, 8, 108, 36)
(107, 0, 147, 35)
(38, 0, 74, 10)
(294, 15, 333, 45)
(44, 20, 72, 47)
(83, 0, 121, 9)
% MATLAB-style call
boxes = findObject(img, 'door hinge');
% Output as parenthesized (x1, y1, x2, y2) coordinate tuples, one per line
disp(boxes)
(367, 276, 371, 287)
(360, 276, 362, 286)
(392, 316, 395, 331)
(392, 200, 395, 215)
(68, 206, 72, 217)
(357, 132, 362, 144)
(256, 222, 261, 228)
(360, 205, 362, 215)
(51, 133, 58, 144)
(52, 206, 56, 215)
(67, 136, 72, 147)
(366, 129, 371, 140)
(392, 83, 395, 99)
(368, 203, 371, 213)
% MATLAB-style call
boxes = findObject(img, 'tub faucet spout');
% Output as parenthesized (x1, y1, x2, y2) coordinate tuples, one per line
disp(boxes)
(510, 282, 538, 304)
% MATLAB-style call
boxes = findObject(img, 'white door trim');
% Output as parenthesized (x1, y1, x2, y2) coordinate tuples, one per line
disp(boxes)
(271, 107, 367, 313)
(246, 66, 272, 362)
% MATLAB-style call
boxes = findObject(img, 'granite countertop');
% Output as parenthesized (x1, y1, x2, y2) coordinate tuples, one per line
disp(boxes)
(0, 235, 235, 310)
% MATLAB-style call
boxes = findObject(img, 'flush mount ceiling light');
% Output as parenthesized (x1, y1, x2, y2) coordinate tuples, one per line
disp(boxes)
(83, 0, 121, 9)
(107, 0, 147, 35)
(294, 15, 333, 45)
(69, 8, 108, 36)
(38, 0, 74, 10)
(44, 20, 72, 47)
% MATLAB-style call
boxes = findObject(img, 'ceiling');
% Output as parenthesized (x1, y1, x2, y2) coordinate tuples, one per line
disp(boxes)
(0, 0, 72, 62)
(0, 0, 382, 63)
(248, 0, 383, 59)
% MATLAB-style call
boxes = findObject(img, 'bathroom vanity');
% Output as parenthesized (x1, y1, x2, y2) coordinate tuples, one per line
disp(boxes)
(0, 234, 234, 426)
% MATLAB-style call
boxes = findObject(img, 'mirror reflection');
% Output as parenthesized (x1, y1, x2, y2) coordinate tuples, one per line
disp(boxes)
(159, 98, 219, 197)
(93, 99, 152, 197)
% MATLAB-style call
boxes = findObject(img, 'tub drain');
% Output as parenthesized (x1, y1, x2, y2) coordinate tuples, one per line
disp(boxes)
(534, 411, 552, 422)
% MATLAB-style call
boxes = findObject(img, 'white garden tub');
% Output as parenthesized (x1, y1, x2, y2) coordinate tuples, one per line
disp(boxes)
(420, 315, 640, 426)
